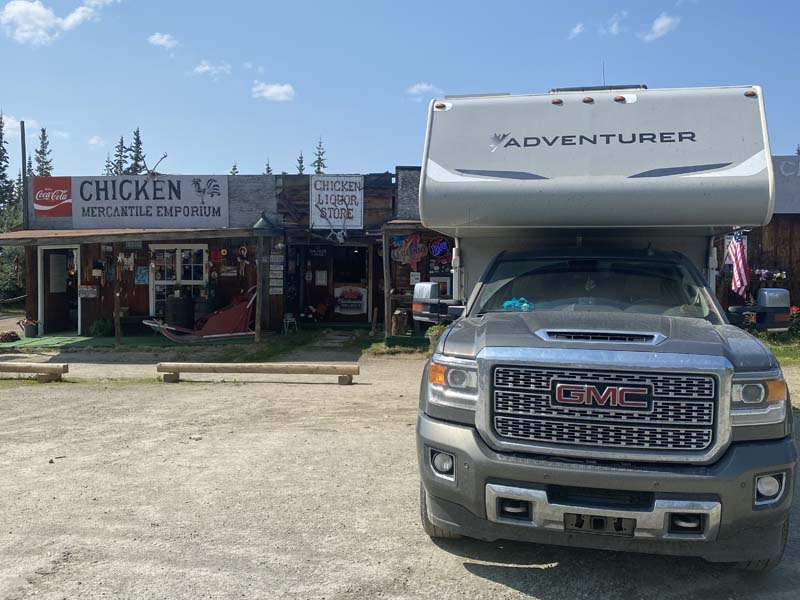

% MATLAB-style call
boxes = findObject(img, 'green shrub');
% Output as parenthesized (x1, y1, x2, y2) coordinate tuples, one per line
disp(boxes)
(89, 319, 114, 337)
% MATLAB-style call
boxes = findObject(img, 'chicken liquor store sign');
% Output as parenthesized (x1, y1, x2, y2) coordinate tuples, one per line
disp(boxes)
(33, 176, 229, 229)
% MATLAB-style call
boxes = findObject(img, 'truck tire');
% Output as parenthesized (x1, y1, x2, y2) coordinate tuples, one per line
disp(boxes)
(420, 483, 462, 539)
(735, 520, 789, 572)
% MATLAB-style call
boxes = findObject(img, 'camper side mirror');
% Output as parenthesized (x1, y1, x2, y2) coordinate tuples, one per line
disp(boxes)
(412, 282, 461, 324)
(729, 288, 791, 333)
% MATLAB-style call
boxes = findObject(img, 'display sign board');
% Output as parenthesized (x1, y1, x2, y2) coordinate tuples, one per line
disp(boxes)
(33, 175, 229, 229)
(78, 285, 99, 298)
(334, 286, 367, 315)
(34, 177, 73, 217)
(309, 174, 364, 230)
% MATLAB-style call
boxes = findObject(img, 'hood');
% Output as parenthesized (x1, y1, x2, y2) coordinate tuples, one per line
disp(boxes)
(441, 310, 777, 372)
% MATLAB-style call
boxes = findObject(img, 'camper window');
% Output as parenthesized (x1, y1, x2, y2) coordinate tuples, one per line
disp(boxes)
(474, 257, 721, 323)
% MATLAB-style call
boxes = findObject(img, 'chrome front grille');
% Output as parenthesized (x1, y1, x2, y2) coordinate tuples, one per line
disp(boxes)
(492, 366, 717, 452)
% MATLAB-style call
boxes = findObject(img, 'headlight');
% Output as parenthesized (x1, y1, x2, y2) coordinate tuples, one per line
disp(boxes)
(730, 376, 788, 426)
(427, 355, 479, 410)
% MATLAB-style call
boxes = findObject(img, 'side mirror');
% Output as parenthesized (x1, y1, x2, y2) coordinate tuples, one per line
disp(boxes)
(728, 288, 790, 333)
(754, 288, 791, 333)
(412, 282, 448, 324)
(412, 282, 464, 323)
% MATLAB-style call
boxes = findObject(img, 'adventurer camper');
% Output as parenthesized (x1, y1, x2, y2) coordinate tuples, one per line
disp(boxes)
(413, 85, 796, 570)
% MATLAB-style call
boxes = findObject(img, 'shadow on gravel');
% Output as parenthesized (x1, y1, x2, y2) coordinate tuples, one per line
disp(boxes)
(433, 536, 800, 598)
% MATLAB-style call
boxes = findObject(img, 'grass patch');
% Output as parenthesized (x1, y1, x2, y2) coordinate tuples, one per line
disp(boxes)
(362, 341, 431, 358)
(217, 328, 322, 363)
(763, 340, 800, 366)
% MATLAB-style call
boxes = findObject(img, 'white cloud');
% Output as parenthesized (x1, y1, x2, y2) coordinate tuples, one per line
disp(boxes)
(88, 135, 105, 146)
(601, 11, 628, 35)
(567, 22, 584, 40)
(406, 82, 444, 102)
(244, 62, 265, 74)
(3, 114, 40, 137)
(0, 0, 118, 45)
(193, 59, 232, 77)
(251, 81, 295, 102)
(638, 13, 681, 42)
(148, 31, 177, 50)
(51, 129, 69, 139)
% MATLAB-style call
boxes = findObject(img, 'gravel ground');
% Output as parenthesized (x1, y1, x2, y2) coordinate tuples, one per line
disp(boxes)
(1, 357, 799, 599)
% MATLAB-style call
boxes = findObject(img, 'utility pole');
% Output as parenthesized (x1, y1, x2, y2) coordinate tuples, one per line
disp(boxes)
(20, 120, 28, 229)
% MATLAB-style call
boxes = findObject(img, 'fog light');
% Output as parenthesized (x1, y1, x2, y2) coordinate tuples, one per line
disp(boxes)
(431, 450, 454, 477)
(756, 475, 782, 500)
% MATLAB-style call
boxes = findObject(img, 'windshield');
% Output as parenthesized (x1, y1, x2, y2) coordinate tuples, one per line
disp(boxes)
(473, 257, 722, 323)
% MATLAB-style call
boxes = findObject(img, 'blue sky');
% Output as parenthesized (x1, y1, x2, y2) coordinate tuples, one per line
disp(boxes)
(1, 0, 799, 177)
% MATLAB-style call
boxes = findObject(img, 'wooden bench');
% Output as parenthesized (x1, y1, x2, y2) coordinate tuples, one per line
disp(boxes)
(0, 362, 69, 383)
(156, 362, 360, 385)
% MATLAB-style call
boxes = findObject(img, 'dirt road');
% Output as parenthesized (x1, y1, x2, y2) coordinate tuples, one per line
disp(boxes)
(1, 357, 799, 599)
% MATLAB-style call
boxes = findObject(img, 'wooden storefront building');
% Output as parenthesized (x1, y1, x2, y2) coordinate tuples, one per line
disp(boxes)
(0, 168, 453, 338)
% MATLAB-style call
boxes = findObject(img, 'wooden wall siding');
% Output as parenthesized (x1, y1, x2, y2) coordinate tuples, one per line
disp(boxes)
(74, 237, 281, 332)
(25, 245, 37, 319)
(278, 173, 395, 229)
(727, 215, 798, 304)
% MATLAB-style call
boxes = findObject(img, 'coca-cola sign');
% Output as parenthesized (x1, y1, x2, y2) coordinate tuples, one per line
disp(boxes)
(34, 176, 73, 218)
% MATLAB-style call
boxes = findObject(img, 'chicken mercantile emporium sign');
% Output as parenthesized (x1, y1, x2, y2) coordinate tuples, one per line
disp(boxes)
(33, 175, 230, 229)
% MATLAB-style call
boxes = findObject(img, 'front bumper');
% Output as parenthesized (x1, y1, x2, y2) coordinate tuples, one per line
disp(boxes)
(418, 412, 797, 562)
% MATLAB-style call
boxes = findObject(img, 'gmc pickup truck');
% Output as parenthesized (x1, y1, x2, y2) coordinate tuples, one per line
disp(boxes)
(413, 85, 797, 570)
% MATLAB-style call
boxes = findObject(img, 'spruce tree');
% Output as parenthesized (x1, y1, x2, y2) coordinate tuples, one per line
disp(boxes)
(26, 154, 34, 178)
(312, 137, 327, 174)
(230, 163, 239, 175)
(796, 144, 800, 156)
(263, 159, 273, 175)
(125, 128, 146, 175)
(14, 170, 23, 207)
(0, 112, 13, 208)
(296, 151, 305, 174)
(34, 128, 53, 176)
(112, 136, 127, 175)
(103, 153, 114, 176)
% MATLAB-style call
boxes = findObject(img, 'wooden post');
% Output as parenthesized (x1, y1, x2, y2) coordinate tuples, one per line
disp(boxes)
(255, 235, 264, 342)
(382, 228, 392, 338)
(113, 242, 121, 347)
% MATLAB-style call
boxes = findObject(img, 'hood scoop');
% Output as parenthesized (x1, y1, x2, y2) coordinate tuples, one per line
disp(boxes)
(535, 329, 666, 345)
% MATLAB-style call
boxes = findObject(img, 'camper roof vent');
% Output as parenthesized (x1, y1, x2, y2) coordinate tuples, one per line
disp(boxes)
(536, 329, 664, 345)
(549, 85, 648, 93)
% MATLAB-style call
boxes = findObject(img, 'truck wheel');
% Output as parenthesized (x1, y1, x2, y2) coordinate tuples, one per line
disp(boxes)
(420, 483, 462, 539)
(735, 520, 789, 572)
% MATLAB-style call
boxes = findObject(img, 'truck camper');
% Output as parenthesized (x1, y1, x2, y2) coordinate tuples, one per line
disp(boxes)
(413, 85, 796, 570)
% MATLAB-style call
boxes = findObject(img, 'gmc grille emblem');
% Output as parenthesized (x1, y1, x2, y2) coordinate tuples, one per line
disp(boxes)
(551, 380, 653, 411)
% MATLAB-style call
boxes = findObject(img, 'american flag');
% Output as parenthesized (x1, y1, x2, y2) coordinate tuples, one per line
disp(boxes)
(727, 230, 749, 297)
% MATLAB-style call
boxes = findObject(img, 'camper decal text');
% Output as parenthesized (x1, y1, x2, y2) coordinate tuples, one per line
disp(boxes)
(490, 131, 697, 150)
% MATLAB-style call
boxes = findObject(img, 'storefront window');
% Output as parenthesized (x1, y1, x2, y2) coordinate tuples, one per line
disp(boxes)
(150, 245, 208, 317)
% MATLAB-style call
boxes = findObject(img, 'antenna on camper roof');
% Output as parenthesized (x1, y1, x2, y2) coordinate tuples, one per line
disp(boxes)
(602, 61, 606, 87)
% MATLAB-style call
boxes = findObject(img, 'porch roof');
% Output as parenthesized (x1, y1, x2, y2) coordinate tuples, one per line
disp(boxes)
(0, 227, 281, 246)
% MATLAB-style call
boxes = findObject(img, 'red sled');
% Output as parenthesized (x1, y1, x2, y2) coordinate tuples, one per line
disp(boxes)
(143, 287, 257, 343)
